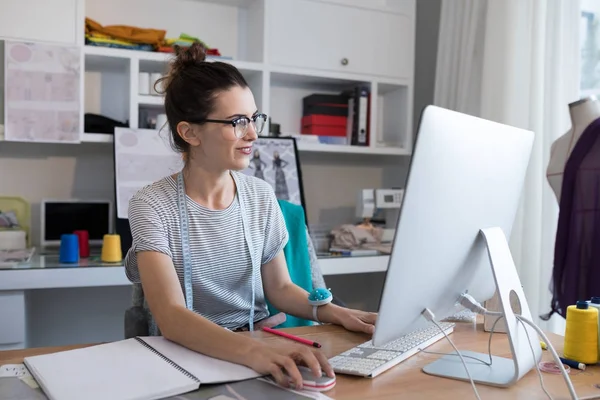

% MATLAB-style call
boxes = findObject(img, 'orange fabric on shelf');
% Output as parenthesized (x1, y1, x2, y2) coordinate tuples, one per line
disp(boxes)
(85, 17, 166, 46)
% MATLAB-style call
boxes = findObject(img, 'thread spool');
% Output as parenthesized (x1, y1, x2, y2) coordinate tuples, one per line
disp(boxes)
(589, 297, 600, 361)
(59, 234, 79, 263)
(73, 230, 90, 258)
(101, 234, 122, 263)
(563, 301, 599, 365)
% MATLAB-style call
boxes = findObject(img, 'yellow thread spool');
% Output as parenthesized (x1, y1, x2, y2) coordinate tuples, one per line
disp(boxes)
(564, 301, 599, 365)
(101, 234, 122, 263)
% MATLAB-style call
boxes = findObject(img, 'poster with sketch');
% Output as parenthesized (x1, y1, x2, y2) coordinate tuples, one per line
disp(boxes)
(242, 137, 305, 208)
(114, 128, 183, 219)
(4, 41, 81, 143)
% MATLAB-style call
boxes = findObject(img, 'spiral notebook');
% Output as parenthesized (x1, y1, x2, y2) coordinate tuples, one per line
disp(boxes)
(23, 337, 261, 400)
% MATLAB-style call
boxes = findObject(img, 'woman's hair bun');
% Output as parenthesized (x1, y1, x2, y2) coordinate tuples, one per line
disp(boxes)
(174, 42, 207, 65)
(157, 42, 207, 95)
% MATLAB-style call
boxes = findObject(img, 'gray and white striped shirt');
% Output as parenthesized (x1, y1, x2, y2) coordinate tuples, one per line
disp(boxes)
(124, 171, 289, 330)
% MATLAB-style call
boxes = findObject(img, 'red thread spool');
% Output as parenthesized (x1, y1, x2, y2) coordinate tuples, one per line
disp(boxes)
(73, 230, 90, 258)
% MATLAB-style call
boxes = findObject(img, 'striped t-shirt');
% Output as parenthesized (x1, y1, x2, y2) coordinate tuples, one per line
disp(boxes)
(124, 171, 289, 330)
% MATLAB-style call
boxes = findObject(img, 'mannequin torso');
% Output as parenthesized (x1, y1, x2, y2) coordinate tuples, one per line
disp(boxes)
(547, 97, 600, 201)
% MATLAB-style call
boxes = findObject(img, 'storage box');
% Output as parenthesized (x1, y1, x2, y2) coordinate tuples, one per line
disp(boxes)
(302, 93, 349, 117)
(301, 115, 347, 137)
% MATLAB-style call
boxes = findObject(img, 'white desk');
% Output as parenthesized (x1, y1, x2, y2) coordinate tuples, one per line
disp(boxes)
(0, 254, 387, 350)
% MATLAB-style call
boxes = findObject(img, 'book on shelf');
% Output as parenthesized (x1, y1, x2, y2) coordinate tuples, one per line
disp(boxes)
(23, 336, 261, 400)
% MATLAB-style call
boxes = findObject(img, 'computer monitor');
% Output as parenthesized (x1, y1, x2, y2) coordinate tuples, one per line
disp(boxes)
(41, 199, 113, 248)
(373, 106, 539, 387)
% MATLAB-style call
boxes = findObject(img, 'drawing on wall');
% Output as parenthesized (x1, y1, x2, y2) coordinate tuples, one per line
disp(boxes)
(4, 41, 82, 143)
(241, 137, 305, 208)
(113, 128, 183, 219)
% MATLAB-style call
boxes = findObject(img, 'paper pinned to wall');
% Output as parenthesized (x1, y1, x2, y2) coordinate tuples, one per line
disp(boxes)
(114, 128, 183, 219)
(4, 41, 81, 143)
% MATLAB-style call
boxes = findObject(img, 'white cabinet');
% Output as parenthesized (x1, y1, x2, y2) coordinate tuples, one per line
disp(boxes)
(0, 0, 81, 44)
(268, 0, 414, 80)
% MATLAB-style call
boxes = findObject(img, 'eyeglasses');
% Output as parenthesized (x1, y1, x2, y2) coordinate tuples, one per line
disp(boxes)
(196, 113, 268, 139)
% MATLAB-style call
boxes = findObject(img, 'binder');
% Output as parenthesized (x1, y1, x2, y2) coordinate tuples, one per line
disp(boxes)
(23, 336, 261, 400)
(344, 86, 370, 146)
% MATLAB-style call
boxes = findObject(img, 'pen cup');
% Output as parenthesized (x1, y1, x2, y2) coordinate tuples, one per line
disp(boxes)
(101, 234, 122, 263)
(59, 234, 79, 263)
(73, 230, 90, 258)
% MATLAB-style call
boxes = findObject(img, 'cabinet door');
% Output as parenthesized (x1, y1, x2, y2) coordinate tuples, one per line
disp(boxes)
(0, 0, 81, 44)
(268, 0, 414, 79)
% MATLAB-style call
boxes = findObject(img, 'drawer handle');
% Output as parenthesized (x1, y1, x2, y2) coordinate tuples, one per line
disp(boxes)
(341, 58, 349, 66)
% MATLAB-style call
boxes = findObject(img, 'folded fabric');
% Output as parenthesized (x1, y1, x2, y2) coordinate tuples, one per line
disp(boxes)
(0, 211, 20, 228)
(85, 17, 165, 46)
(330, 224, 383, 249)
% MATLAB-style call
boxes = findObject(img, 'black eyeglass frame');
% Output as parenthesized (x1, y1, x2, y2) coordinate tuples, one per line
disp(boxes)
(189, 113, 268, 137)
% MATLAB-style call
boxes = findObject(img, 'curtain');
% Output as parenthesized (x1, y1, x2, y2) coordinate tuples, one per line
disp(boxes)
(434, 0, 488, 116)
(435, 0, 581, 333)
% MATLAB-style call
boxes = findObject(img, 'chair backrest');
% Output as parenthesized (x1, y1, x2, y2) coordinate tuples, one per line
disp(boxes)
(266, 200, 325, 328)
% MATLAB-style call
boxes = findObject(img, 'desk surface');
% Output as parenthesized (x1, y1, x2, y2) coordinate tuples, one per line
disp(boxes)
(1, 321, 598, 400)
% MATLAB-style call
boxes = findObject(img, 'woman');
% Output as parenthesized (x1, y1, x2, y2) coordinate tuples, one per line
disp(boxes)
(124, 43, 377, 389)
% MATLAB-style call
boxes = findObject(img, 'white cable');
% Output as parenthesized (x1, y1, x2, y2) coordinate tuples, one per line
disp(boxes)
(515, 315, 578, 400)
(421, 308, 482, 400)
(519, 318, 554, 400)
(457, 293, 580, 399)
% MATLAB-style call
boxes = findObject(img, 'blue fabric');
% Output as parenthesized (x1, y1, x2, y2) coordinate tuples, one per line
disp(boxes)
(267, 200, 314, 327)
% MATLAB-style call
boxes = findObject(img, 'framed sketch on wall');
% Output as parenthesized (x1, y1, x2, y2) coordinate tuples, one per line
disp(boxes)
(241, 136, 306, 211)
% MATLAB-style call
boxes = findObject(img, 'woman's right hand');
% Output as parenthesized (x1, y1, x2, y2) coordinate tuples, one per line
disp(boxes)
(243, 342, 335, 389)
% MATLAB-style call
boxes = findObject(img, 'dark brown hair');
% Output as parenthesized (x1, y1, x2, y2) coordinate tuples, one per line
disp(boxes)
(156, 43, 249, 154)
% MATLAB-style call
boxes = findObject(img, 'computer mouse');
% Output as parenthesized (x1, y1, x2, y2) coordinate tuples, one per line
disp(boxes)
(287, 366, 336, 392)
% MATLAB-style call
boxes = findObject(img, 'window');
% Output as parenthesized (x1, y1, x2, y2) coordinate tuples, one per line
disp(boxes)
(581, 0, 600, 96)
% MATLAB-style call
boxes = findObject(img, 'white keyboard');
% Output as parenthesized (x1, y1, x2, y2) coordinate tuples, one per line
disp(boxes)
(328, 322, 455, 378)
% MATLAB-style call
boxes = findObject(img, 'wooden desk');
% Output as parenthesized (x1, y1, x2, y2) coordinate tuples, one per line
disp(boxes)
(2, 321, 599, 400)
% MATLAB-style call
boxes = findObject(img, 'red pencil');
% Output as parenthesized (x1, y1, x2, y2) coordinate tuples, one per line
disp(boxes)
(262, 326, 322, 348)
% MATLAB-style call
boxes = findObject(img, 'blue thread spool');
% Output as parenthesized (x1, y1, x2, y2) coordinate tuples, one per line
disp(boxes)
(59, 234, 79, 263)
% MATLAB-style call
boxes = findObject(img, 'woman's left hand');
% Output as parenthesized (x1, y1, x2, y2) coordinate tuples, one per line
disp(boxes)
(336, 308, 378, 334)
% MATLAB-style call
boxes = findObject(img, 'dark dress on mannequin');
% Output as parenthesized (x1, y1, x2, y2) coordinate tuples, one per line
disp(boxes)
(250, 153, 266, 181)
(273, 155, 289, 200)
(543, 116, 600, 320)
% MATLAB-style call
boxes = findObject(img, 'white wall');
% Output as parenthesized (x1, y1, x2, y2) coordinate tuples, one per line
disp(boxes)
(0, 142, 115, 246)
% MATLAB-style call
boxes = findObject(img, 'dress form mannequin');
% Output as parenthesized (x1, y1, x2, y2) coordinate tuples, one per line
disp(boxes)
(543, 96, 600, 320)
(546, 97, 600, 201)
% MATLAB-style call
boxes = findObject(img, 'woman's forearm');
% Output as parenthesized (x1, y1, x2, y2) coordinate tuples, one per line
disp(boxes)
(268, 282, 343, 325)
(159, 305, 260, 366)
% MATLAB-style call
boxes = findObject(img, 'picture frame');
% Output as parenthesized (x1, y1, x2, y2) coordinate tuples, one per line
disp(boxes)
(241, 136, 307, 213)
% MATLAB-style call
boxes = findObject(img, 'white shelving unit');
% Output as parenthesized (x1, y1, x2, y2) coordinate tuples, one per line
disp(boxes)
(80, 0, 415, 161)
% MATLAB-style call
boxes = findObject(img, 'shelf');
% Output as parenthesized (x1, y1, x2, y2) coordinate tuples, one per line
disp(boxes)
(137, 95, 164, 107)
(296, 141, 410, 155)
(80, 132, 411, 155)
(84, 46, 264, 73)
(318, 255, 389, 276)
(270, 66, 369, 89)
(81, 133, 114, 143)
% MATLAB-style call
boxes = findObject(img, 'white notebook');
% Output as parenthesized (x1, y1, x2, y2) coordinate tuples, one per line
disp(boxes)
(23, 337, 261, 400)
